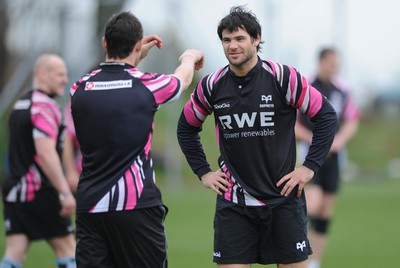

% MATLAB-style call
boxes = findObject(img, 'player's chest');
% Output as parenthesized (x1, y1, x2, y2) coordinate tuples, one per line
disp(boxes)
(211, 82, 285, 131)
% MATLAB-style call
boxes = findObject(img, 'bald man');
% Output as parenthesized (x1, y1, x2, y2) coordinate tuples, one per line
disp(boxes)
(1, 54, 76, 268)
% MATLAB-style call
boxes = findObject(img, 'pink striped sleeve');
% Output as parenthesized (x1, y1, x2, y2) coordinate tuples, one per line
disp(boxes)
(288, 66, 298, 105)
(31, 101, 61, 141)
(183, 99, 203, 128)
(183, 82, 212, 128)
(284, 66, 322, 118)
(141, 74, 181, 105)
(306, 86, 323, 118)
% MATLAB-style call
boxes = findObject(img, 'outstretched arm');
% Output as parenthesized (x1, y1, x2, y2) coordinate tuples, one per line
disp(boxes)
(172, 49, 204, 91)
(137, 36, 205, 89)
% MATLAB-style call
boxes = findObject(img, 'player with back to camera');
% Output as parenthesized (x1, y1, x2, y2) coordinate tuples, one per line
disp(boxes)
(70, 11, 204, 268)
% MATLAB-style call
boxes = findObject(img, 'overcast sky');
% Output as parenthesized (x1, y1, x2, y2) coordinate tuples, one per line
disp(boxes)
(128, 0, 400, 106)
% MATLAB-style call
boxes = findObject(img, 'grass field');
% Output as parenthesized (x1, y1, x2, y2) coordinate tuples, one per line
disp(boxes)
(166, 179, 400, 268)
(0, 106, 399, 267)
(0, 179, 399, 267)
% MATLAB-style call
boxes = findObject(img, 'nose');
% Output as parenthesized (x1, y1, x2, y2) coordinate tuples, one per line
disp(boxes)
(229, 40, 238, 50)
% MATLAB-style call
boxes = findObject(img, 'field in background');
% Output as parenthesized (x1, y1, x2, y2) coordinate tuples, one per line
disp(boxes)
(0, 102, 399, 267)
(0, 179, 399, 268)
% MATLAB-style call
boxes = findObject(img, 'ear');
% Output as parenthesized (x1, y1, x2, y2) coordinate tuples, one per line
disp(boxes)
(102, 36, 107, 50)
(254, 34, 261, 47)
(37, 67, 47, 80)
(134, 40, 142, 53)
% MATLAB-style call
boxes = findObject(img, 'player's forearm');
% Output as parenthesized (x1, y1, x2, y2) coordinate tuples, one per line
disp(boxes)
(38, 147, 72, 196)
(177, 112, 212, 179)
(173, 57, 197, 91)
(172, 49, 204, 91)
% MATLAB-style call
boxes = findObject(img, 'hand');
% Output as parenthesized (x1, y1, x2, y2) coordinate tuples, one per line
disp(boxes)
(59, 192, 76, 217)
(179, 49, 204, 71)
(139, 34, 163, 61)
(200, 170, 231, 195)
(276, 166, 315, 197)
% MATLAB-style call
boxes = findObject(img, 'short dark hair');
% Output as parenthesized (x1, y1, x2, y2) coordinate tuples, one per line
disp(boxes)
(217, 6, 264, 51)
(319, 47, 337, 61)
(104, 11, 143, 59)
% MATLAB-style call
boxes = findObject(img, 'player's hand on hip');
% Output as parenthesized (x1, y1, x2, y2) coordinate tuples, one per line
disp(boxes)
(201, 170, 230, 196)
(59, 193, 76, 217)
(277, 166, 315, 197)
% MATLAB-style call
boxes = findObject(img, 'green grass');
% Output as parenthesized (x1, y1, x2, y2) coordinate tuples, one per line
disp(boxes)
(1, 104, 400, 267)
(1, 179, 399, 267)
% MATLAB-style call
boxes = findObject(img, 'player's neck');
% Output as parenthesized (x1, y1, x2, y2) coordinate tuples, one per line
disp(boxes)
(230, 55, 258, 77)
(105, 54, 137, 68)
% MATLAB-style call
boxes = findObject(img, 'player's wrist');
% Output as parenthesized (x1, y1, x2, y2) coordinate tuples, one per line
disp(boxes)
(178, 53, 196, 63)
(58, 191, 73, 201)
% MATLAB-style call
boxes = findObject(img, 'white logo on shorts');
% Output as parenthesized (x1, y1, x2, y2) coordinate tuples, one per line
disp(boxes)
(213, 251, 221, 258)
(296, 241, 307, 251)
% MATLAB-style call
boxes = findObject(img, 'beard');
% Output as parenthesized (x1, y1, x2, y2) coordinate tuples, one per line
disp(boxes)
(226, 49, 256, 69)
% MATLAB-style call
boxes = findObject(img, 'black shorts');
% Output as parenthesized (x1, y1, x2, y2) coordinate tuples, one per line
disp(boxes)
(2, 189, 74, 241)
(213, 196, 311, 265)
(76, 205, 168, 268)
(311, 153, 340, 193)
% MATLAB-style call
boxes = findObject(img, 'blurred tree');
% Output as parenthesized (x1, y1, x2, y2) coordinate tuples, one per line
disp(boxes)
(0, 0, 8, 93)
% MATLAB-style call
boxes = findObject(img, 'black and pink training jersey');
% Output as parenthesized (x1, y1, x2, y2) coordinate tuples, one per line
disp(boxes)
(70, 62, 181, 214)
(178, 58, 337, 206)
(3, 89, 64, 203)
(298, 76, 360, 130)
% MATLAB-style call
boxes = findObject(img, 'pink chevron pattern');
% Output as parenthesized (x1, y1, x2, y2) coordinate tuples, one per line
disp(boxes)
(70, 69, 102, 96)
(264, 60, 322, 118)
(126, 68, 181, 105)
(31, 91, 62, 140)
(5, 164, 42, 202)
(90, 155, 146, 213)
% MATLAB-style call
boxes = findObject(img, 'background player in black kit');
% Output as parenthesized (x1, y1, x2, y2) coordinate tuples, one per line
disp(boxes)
(177, 6, 337, 268)
(295, 48, 360, 268)
(1, 54, 76, 268)
(71, 11, 204, 268)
